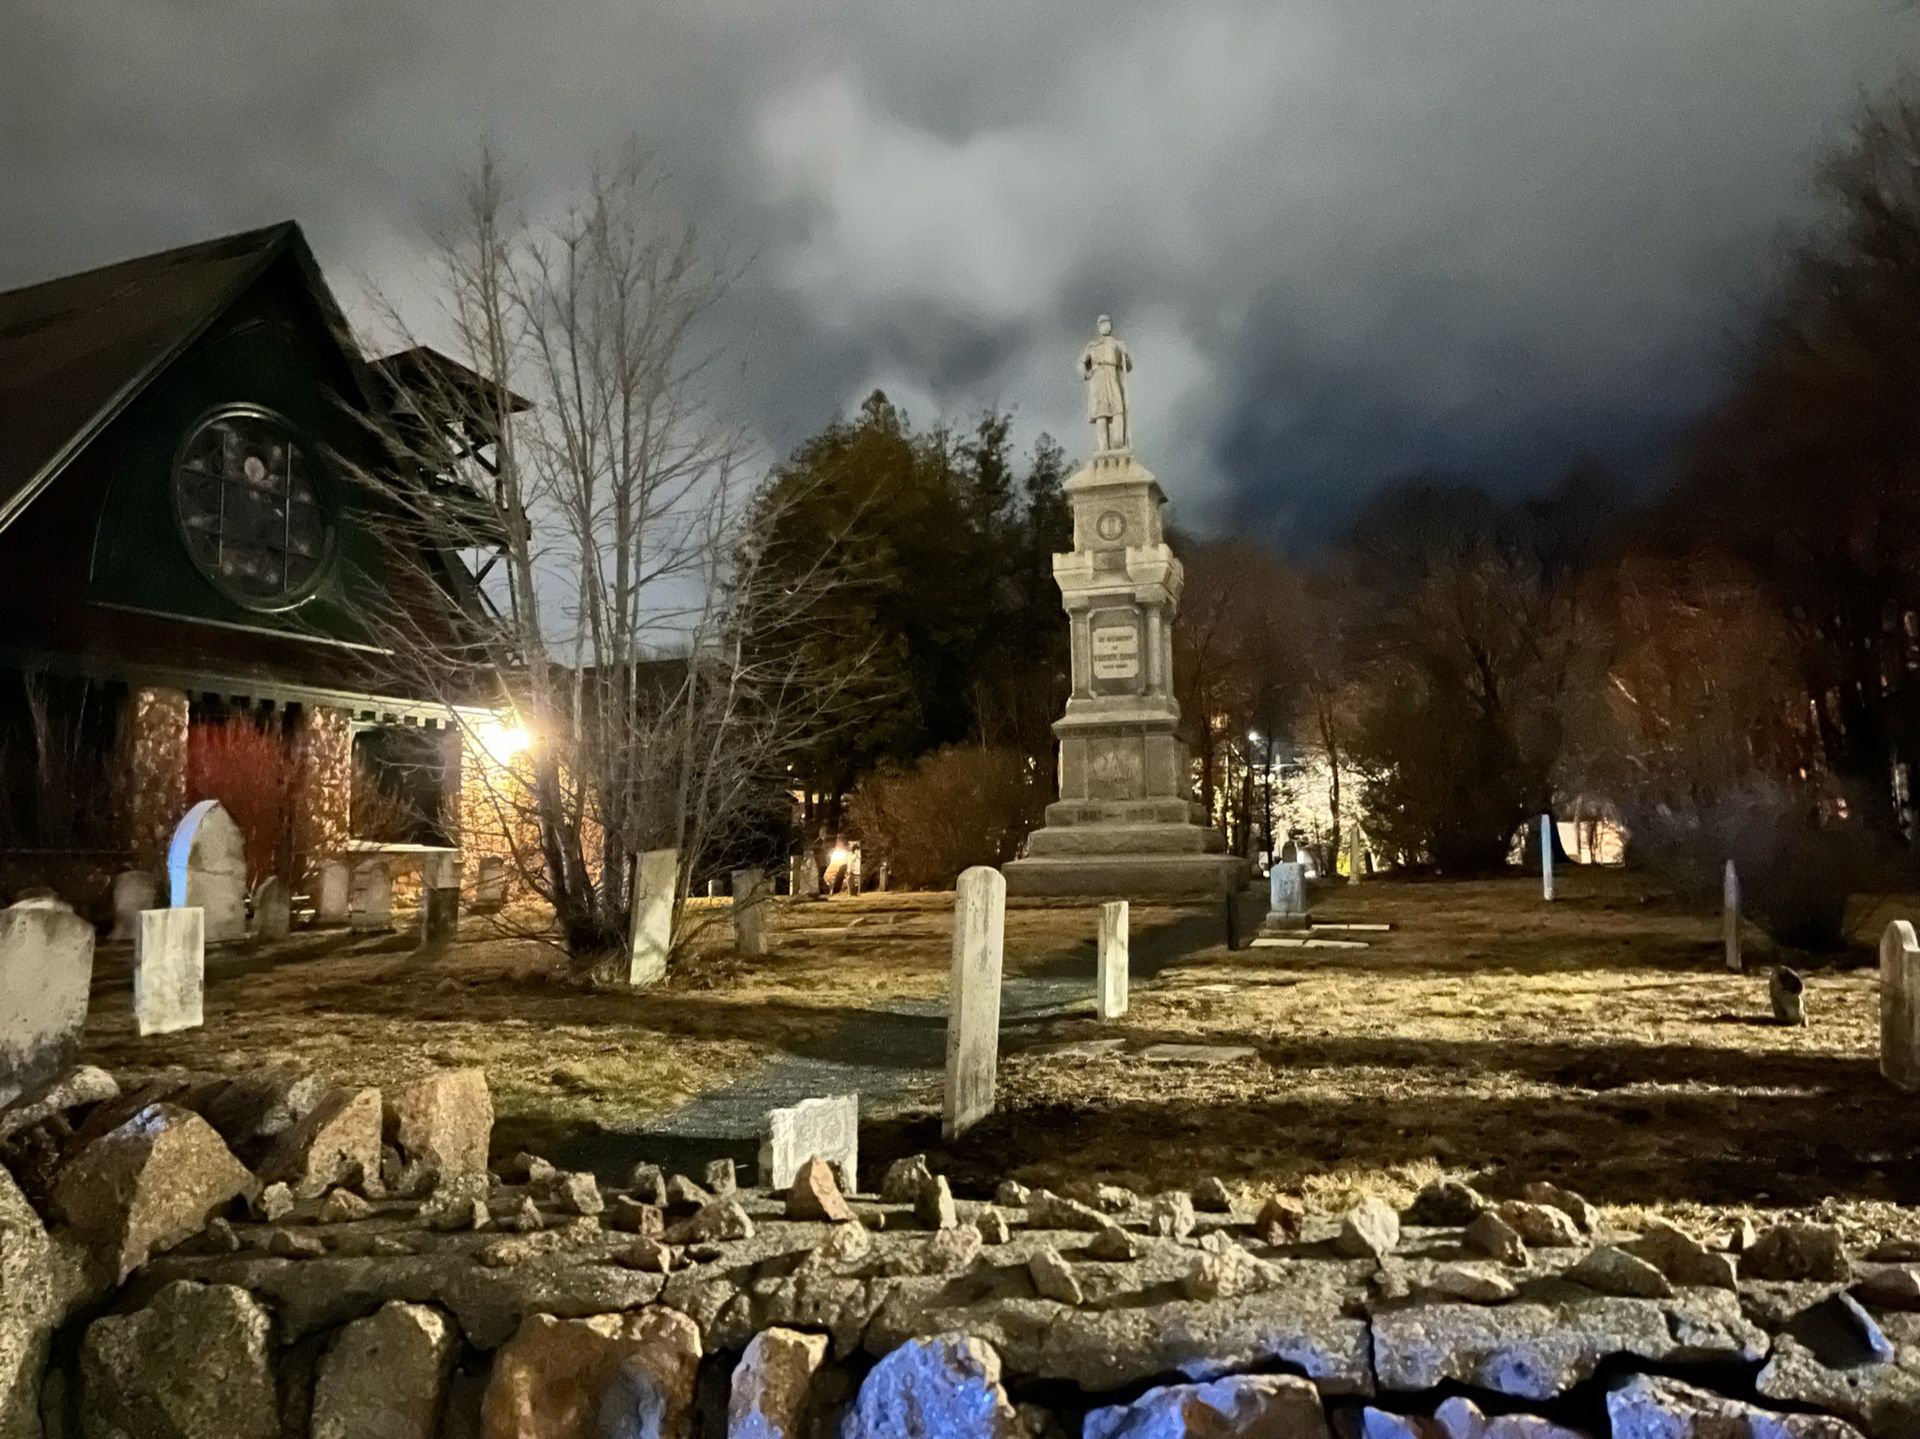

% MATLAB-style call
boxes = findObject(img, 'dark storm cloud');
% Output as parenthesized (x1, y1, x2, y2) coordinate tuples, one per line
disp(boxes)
(5, 1, 1915, 544)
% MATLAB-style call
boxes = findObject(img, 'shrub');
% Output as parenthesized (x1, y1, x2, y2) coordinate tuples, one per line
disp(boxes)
(847, 745, 1044, 890)
(186, 716, 292, 882)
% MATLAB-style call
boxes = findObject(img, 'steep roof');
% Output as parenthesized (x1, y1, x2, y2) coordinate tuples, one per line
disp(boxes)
(0, 221, 352, 535)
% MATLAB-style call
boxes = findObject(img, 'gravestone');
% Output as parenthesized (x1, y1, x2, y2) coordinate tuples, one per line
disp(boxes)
(1723, 861, 1742, 972)
(0, 904, 96, 1104)
(421, 851, 460, 944)
(628, 848, 677, 987)
(1347, 821, 1364, 885)
(348, 860, 393, 933)
(944, 866, 1006, 1139)
(733, 868, 772, 957)
(1540, 814, 1555, 902)
(1771, 966, 1807, 1027)
(1097, 900, 1129, 1019)
(759, 1093, 859, 1191)
(315, 860, 351, 925)
(707, 877, 725, 899)
(790, 850, 821, 902)
(1262, 861, 1309, 932)
(252, 876, 291, 940)
(876, 861, 891, 893)
(135, 906, 204, 1036)
(1881, 919, 1920, 1090)
(473, 855, 507, 912)
(109, 870, 158, 943)
(166, 799, 247, 943)
(1279, 840, 1298, 864)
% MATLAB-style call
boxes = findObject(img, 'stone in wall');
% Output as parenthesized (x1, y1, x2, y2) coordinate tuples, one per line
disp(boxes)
(289, 706, 351, 891)
(480, 1308, 701, 1439)
(79, 1281, 276, 1439)
(123, 687, 189, 870)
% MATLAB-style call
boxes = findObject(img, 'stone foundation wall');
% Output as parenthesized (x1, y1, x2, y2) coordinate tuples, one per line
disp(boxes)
(0, 1063, 1907, 1439)
(122, 686, 188, 869)
(288, 706, 351, 890)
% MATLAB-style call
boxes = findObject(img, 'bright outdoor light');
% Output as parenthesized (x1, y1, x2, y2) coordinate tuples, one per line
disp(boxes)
(475, 719, 533, 764)
(829, 846, 851, 866)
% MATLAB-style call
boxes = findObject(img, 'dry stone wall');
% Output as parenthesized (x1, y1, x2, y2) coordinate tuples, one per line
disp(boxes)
(0, 1063, 1913, 1438)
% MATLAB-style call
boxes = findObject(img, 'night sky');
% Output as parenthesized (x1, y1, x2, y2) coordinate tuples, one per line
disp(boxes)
(6, 1, 1916, 546)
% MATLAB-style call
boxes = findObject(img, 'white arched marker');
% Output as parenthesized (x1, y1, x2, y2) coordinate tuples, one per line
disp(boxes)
(1540, 815, 1554, 902)
(1881, 919, 1920, 1090)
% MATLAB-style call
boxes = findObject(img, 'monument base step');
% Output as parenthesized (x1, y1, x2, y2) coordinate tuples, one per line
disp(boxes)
(1002, 851, 1250, 899)
(1044, 798, 1210, 828)
(1022, 822, 1229, 858)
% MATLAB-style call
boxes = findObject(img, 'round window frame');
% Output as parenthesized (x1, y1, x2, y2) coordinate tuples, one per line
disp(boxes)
(168, 403, 337, 613)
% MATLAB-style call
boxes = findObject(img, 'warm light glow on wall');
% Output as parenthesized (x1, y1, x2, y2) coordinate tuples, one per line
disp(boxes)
(472, 718, 533, 767)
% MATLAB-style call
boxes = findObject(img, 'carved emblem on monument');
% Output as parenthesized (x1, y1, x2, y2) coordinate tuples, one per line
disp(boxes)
(1096, 509, 1127, 542)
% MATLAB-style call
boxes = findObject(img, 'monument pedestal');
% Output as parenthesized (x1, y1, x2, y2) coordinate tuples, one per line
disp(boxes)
(1004, 450, 1248, 900)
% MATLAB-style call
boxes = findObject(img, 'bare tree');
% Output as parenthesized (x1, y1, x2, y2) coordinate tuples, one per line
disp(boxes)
(352, 150, 871, 974)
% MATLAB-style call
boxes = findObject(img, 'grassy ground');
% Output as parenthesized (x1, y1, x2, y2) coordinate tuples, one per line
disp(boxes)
(80, 869, 1916, 1240)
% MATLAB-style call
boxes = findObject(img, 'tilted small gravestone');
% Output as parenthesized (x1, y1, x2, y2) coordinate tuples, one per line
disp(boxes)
(348, 860, 393, 933)
(109, 870, 158, 943)
(1723, 860, 1742, 972)
(252, 876, 291, 940)
(1264, 861, 1309, 931)
(1097, 900, 1129, 1020)
(0, 904, 96, 1104)
(628, 848, 677, 987)
(420, 851, 461, 945)
(135, 906, 204, 1036)
(315, 860, 351, 925)
(759, 1093, 859, 1191)
(472, 855, 507, 912)
(944, 865, 1006, 1139)
(733, 868, 772, 957)
(166, 799, 247, 943)
(1882, 919, 1920, 1090)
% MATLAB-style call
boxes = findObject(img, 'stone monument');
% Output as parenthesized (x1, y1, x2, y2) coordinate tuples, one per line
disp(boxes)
(1004, 316, 1248, 898)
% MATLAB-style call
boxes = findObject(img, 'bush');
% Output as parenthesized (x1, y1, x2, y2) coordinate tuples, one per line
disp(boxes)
(1626, 778, 1876, 952)
(846, 746, 1043, 890)
(186, 716, 292, 882)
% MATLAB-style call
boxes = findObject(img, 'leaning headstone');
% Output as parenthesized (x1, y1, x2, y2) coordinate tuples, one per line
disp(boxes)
(1263, 861, 1309, 932)
(421, 851, 460, 945)
(166, 798, 247, 943)
(759, 1093, 859, 1191)
(1723, 860, 1742, 972)
(944, 866, 1006, 1139)
(1882, 919, 1920, 1090)
(251, 877, 291, 940)
(628, 848, 677, 987)
(0, 904, 96, 1104)
(109, 870, 159, 943)
(1540, 814, 1555, 902)
(1097, 901, 1129, 1020)
(733, 868, 772, 958)
(348, 860, 393, 933)
(472, 855, 507, 912)
(315, 859, 351, 925)
(135, 907, 205, 1036)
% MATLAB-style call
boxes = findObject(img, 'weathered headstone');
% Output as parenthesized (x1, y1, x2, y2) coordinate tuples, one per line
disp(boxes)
(790, 850, 822, 901)
(348, 860, 393, 933)
(1263, 861, 1308, 932)
(1540, 814, 1555, 902)
(166, 798, 247, 943)
(1280, 839, 1298, 864)
(251, 876, 291, 940)
(1347, 820, 1364, 885)
(0, 904, 95, 1104)
(472, 855, 507, 912)
(628, 848, 677, 987)
(758, 1093, 859, 1191)
(109, 870, 159, 943)
(1097, 900, 1129, 1019)
(1723, 860, 1742, 973)
(1771, 965, 1807, 1027)
(733, 867, 772, 957)
(944, 865, 1006, 1139)
(135, 906, 205, 1036)
(1882, 919, 1920, 1090)
(876, 861, 891, 893)
(420, 851, 460, 945)
(707, 877, 725, 899)
(315, 859, 351, 925)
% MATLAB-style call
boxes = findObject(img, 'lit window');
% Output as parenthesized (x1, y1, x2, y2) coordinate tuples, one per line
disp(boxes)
(173, 410, 329, 606)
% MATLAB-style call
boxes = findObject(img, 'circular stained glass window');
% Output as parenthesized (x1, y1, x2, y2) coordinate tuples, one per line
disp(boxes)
(172, 409, 329, 607)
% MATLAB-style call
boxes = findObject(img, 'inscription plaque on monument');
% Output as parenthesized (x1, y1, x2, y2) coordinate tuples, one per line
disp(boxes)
(1090, 610, 1142, 695)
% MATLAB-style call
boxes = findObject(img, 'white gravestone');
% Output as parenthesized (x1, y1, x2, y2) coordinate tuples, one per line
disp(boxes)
(944, 866, 1006, 1139)
(1540, 814, 1555, 902)
(135, 906, 204, 1036)
(1097, 900, 1129, 1020)
(252, 876, 291, 940)
(167, 799, 247, 943)
(733, 868, 772, 958)
(348, 860, 393, 933)
(628, 848, 678, 987)
(109, 870, 158, 943)
(759, 1093, 859, 1192)
(1723, 860, 1742, 973)
(421, 851, 461, 944)
(0, 905, 96, 1104)
(1882, 919, 1920, 1091)
(315, 860, 351, 925)
(790, 851, 822, 901)
(473, 855, 507, 912)
(1347, 821, 1364, 885)
(1264, 862, 1308, 931)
